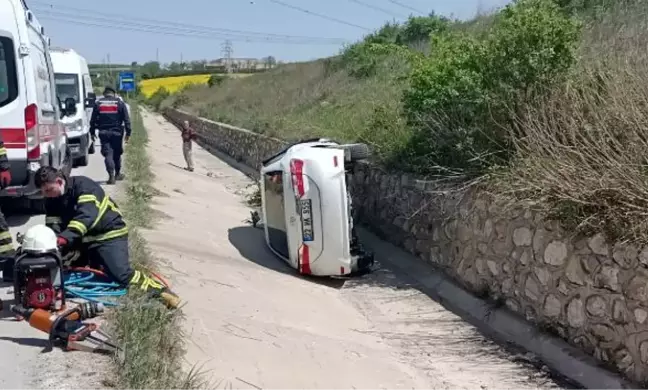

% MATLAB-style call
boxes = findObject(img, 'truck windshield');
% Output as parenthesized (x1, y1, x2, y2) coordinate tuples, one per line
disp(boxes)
(55, 73, 80, 102)
(0, 37, 18, 108)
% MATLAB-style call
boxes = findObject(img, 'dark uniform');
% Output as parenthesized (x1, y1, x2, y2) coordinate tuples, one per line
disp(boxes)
(90, 87, 131, 183)
(44, 175, 133, 284)
(44, 175, 164, 294)
(0, 136, 15, 281)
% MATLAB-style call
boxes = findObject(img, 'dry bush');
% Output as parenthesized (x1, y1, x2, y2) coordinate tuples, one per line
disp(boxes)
(492, 0, 648, 242)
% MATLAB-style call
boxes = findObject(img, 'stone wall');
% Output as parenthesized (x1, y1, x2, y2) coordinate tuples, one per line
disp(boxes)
(163, 107, 648, 384)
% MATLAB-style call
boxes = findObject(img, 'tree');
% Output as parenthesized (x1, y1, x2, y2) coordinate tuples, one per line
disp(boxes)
(263, 56, 277, 69)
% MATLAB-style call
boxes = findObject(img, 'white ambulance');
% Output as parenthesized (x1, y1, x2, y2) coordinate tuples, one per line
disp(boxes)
(0, 0, 72, 211)
(50, 47, 95, 166)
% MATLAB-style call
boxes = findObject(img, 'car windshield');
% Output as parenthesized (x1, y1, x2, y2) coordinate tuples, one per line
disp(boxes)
(55, 73, 80, 102)
(0, 37, 18, 108)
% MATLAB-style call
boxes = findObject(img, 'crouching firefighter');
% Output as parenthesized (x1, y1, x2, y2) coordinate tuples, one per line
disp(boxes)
(23, 166, 180, 308)
(90, 86, 131, 185)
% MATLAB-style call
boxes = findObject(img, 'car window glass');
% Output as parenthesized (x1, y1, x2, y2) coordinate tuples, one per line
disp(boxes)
(0, 37, 18, 108)
(264, 172, 289, 258)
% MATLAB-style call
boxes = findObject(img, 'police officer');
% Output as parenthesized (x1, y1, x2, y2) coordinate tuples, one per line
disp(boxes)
(31, 166, 180, 308)
(90, 86, 131, 185)
(0, 136, 15, 282)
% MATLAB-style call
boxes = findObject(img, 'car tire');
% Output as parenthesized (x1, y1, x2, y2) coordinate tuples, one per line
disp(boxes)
(342, 143, 370, 161)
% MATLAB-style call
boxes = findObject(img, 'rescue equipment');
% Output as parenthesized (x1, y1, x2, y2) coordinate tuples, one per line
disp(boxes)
(11, 302, 118, 353)
(12, 225, 66, 311)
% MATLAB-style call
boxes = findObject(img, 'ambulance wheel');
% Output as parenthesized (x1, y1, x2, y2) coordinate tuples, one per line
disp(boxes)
(77, 152, 89, 167)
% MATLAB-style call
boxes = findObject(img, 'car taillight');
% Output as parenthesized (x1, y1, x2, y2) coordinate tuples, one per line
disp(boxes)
(298, 244, 311, 274)
(290, 158, 306, 198)
(24, 104, 40, 160)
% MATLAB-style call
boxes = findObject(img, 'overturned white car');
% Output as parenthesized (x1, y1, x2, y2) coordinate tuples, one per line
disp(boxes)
(260, 138, 374, 277)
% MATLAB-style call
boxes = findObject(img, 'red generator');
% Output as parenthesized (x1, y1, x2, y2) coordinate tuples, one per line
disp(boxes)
(13, 246, 66, 312)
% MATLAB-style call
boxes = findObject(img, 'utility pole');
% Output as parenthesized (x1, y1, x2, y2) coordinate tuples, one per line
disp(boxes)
(221, 40, 233, 73)
(156, 47, 159, 63)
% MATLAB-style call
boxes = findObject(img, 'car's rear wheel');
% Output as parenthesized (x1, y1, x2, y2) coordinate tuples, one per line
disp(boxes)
(342, 143, 370, 161)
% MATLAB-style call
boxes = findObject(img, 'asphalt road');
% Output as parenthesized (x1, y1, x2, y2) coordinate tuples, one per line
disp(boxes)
(0, 144, 113, 389)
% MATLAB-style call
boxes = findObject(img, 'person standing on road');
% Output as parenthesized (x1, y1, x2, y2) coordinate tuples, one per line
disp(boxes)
(90, 86, 131, 184)
(181, 120, 196, 172)
(0, 137, 15, 282)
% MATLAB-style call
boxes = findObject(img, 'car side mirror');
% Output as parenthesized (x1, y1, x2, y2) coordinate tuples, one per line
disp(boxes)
(84, 92, 96, 109)
(64, 97, 77, 116)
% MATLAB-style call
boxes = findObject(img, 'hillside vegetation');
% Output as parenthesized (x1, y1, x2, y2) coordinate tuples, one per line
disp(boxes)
(159, 0, 648, 244)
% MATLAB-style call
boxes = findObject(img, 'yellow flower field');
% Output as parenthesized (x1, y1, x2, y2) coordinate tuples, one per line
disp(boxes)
(139, 73, 253, 97)
(139, 74, 211, 97)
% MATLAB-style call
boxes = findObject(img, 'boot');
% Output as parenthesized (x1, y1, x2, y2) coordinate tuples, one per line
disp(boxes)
(107, 173, 116, 185)
(115, 173, 125, 181)
(129, 270, 181, 309)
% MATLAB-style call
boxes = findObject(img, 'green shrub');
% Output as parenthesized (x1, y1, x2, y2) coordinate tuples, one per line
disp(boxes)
(147, 87, 171, 111)
(207, 74, 226, 87)
(400, 0, 580, 176)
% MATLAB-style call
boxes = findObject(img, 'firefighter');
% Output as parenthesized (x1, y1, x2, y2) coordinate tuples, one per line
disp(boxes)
(90, 86, 131, 185)
(31, 166, 180, 307)
(0, 138, 15, 282)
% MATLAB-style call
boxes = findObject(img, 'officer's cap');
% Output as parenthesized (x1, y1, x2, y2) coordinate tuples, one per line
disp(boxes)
(103, 86, 116, 95)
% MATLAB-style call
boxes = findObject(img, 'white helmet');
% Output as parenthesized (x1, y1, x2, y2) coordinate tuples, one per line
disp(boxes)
(21, 224, 58, 253)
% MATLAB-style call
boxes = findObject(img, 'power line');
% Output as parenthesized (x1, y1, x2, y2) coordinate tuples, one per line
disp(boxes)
(266, 0, 370, 31)
(30, 1, 347, 42)
(347, 0, 407, 18)
(37, 14, 346, 45)
(387, 0, 425, 15)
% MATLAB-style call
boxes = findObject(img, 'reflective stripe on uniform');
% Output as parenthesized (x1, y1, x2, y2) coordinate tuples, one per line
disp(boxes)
(130, 270, 142, 284)
(90, 196, 110, 230)
(0, 231, 12, 241)
(78, 194, 100, 206)
(108, 200, 122, 216)
(45, 216, 62, 224)
(0, 147, 7, 157)
(68, 220, 88, 235)
(82, 226, 128, 243)
(0, 243, 14, 253)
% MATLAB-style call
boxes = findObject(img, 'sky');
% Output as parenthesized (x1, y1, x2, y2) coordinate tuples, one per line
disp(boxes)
(28, 0, 512, 65)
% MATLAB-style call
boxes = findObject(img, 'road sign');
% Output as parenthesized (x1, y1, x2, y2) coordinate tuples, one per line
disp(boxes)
(118, 71, 135, 92)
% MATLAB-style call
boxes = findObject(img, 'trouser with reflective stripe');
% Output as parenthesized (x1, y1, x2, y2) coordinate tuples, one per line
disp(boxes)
(85, 236, 133, 285)
(0, 209, 16, 282)
(99, 131, 123, 176)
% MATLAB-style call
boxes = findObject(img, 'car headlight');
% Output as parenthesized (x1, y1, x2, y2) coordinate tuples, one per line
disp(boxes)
(66, 119, 83, 132)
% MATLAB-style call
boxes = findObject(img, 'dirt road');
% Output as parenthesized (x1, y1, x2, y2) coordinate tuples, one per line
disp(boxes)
(141, 108, 568, 389)
(0, 147, 115, 389)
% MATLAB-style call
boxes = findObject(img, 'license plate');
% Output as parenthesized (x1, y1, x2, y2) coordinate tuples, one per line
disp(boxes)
(300, 199, 314, 242)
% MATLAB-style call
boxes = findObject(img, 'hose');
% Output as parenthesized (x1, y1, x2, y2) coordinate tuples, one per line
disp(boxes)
(62, 267, 171, 308)
(63, 267, 127, 307)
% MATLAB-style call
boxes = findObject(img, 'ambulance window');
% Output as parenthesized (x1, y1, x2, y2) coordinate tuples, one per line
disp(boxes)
(0, 37, 18, 108)
(55, 73, 80, 102)
(263, 171, 289, 258)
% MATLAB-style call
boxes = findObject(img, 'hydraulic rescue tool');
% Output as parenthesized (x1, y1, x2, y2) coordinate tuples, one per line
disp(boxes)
(12, 225, 66, 311)
(11, 302, 118, 353)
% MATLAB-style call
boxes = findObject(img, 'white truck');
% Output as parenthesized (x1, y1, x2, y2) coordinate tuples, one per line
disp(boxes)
(50, 47, 95, 166)
(0, 0, 72, 211)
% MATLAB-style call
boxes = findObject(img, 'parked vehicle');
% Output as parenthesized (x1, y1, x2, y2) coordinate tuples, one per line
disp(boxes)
(0, 0, 72, 211)
(50, 47, 96, 166)
(260, 138, 374, 277)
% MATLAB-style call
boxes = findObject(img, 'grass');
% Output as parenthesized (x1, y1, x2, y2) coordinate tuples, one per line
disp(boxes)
(105, 102, 206, 389)
(170, 57, 409, 149)
(490, 0, 648, 243)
